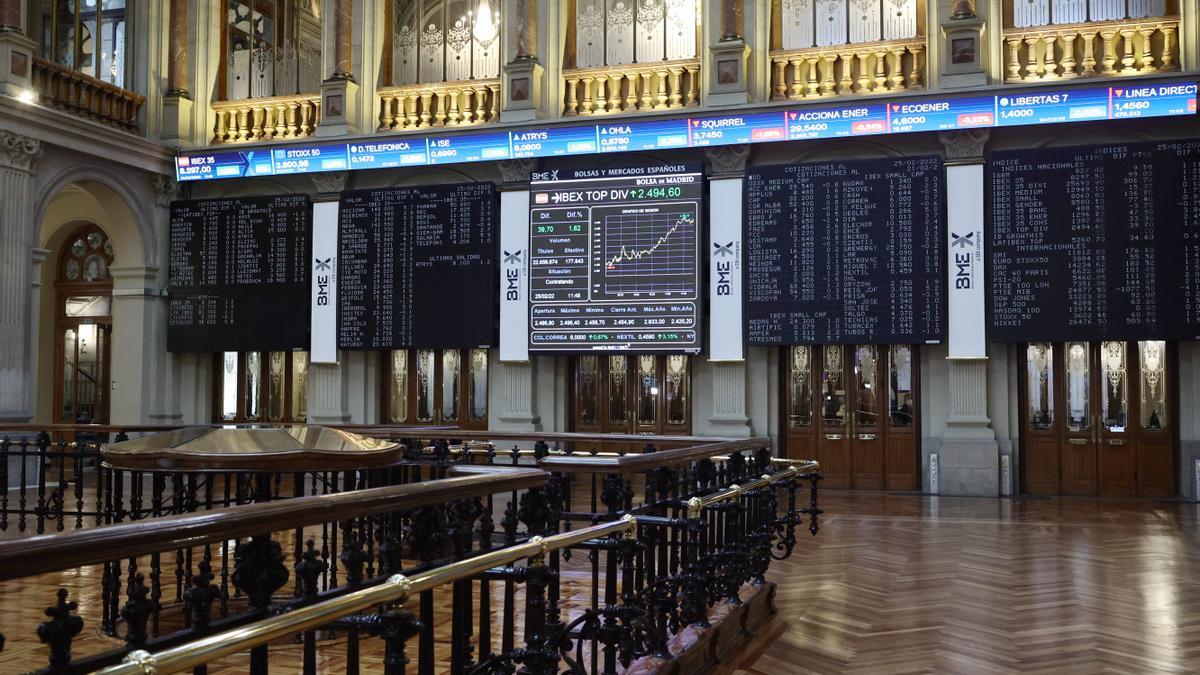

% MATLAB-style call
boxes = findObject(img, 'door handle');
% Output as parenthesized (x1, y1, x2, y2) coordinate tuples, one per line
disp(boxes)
(825, 433, 843, 441)
(1067, 438, 1088, 445)
(858, 433, 877, 441)
(1107, 438, 1127, 446)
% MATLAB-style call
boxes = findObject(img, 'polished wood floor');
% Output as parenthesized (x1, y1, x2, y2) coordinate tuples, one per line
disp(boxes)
(3, 492, 1199, 673)
(736, 492, 1200, 674)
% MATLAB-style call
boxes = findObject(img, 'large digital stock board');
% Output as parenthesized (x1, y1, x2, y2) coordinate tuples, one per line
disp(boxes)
(745, 157, 945, 345)
(990, 139, 1200, 342)
(337, 183, 497, 350)
(177, 81, 1197, 181)
(168, 195, 311, 352)
(528, 166, 703, 353)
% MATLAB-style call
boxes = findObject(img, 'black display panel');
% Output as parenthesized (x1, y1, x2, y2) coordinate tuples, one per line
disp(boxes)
(168, 194, 311, 352)
(337, 182, 496, 350)
(745, 156, 944, 345)
(528, 165, 703, 353)
(989, 140, 1200, 342)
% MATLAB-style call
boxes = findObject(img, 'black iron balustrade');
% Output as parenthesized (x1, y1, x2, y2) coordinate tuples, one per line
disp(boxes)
(0, 466, 548, 674)
(0, 428, 821, 674)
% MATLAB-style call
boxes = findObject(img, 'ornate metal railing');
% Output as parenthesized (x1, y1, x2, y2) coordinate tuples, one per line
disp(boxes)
(210, 93, 322, 143)
(561, 59, 701, 116)
(769, 38, 926, 100)
(0, 467, 549, 673)
(0, 428, 822, 674)
(1002, 16, 1179, 81)
(31, 57, 145, 132)
(377, 78, 501, 131)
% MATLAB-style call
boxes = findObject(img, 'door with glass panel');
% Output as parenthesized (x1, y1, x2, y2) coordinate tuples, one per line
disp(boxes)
(54, 225, 116, 425)
(382, 348, 489, 429)
(214, 350, 308, 423)
(570, 355, 691, 442)
(1021, 341, 1175, 497)
(784, 345, 918, 490)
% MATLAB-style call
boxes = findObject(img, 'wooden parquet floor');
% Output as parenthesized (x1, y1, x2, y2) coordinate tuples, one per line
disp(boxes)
(3, 492, 1200, 673)
(733, 492, 1200, 675)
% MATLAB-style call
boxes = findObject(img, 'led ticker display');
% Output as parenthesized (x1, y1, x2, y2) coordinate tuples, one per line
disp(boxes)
(177, 81, 1198, 181)
(528, 165, 703, 353)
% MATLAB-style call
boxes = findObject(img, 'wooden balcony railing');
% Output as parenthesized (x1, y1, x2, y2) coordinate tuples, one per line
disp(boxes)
(31, 57, 144, 132)
(769, 38, 925, 100)
(1003, 16, 1179, 81)
(562, 59, 700, 116)
(377, 79, 500, 131)
(210, 93, 321, 143)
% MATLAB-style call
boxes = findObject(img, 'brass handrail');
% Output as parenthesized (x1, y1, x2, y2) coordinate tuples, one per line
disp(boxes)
(687, 461, 819, 517)
(99, 516, 638, 675)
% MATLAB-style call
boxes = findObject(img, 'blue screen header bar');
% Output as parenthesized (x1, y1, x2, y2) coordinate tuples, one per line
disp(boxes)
(176, 81, 1197, 182)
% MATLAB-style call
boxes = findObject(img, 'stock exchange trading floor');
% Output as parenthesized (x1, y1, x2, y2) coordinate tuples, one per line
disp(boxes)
(1, 492, 1197, 673)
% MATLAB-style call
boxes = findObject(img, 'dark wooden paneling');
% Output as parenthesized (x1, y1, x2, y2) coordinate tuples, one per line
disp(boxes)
(1023, 437, 1060, 495)
(852, 437, 885, 491)
(884, 436, 918, 491)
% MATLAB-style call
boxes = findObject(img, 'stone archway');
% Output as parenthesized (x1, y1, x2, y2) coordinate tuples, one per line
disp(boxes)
(33, 177, 155, 424)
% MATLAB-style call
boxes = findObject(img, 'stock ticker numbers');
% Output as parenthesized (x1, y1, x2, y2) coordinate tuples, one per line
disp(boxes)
(337, 182, 497, 350)
(745, 157, 944, 345)
(167, 195, 311, 352)
(177, 82, 1198, 181)
(528, 166, 704, 353)
(990, 140, 1200, 341)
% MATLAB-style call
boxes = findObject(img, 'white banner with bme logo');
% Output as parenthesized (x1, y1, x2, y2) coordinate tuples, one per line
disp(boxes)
(947, 163, 986, 359)
(499, 190, 530, 362)
(709, 177, 744, 361)
(310, 201, 338, 364)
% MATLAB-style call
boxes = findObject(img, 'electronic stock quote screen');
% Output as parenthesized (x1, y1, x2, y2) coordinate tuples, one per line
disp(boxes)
(168, 194, 311, 352)
(528, 166, 703, 353)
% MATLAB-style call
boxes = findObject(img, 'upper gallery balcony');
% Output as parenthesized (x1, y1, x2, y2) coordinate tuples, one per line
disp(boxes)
(211, 0, 324, 143)
(561, 1, 701, 116)
(377, 0, 503, 131)
(769, 0, 927, 100)
(27, 0, 144, 132)
(1001, 0, 1179, 82)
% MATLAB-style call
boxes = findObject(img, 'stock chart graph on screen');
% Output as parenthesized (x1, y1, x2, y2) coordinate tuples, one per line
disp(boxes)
(600, 206, 698, 296)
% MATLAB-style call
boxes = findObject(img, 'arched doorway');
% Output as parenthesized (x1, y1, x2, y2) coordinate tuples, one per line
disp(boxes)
(53, 224, 114, 425)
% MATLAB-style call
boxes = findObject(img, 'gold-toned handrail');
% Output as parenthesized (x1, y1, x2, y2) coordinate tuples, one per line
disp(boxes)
(99, 516, 638, 675)
(686, 461, 819, 517)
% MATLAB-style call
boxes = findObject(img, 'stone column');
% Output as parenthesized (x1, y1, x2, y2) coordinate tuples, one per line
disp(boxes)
(492, 158, 540, 431)
(702, 145, 753, 437)
(306, 170, 351, 424)
(708, 0, 750, 105)
(331, 0, 354, 81)
(937, 129, 999, 496)
(501, 0, 543, 122)
(514, 0, 538, 60)
(720, 0, 743, 41)
(0, 0, 20, 31)
(161, 0, 193, 145)
(0, 132, 40, 422)
(167, 0, 189, 96)
(318, 0, 359, 136)
(0, 0, 36, 99)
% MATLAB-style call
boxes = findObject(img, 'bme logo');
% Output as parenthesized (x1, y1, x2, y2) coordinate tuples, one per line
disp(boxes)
(713, 242, 735, 296)
(950, 233, 973, 289)
(504, 250, 522, 301)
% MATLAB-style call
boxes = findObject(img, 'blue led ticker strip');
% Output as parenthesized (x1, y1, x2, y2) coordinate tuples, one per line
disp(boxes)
(176, 81, 1197, 181)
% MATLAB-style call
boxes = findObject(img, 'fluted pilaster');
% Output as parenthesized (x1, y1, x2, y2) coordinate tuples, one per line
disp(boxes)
(0, 132, 40, 420)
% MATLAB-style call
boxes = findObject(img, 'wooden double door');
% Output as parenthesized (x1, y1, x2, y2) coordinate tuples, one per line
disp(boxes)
(1022, 341, 1175, 497)
(569, 354, 692, 440)
(782, 345, 919, 491)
